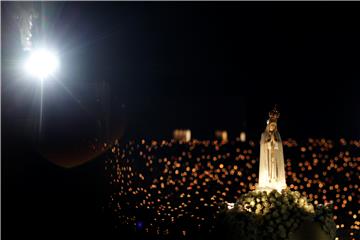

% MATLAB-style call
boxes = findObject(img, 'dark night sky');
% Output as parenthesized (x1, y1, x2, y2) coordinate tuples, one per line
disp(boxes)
(2, 2, 360, 142)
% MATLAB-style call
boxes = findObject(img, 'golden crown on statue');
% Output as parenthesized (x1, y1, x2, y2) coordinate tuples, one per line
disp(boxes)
(268, 105, 280, 123)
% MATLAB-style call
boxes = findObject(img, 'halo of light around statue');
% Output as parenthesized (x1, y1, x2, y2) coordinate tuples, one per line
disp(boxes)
(24, 48, 59, 79)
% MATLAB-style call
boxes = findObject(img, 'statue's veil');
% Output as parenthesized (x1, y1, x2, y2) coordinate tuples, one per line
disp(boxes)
(258, 125, 286, 190)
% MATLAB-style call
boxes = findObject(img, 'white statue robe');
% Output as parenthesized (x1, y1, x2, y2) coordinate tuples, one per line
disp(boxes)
(258, 128, 287, 191)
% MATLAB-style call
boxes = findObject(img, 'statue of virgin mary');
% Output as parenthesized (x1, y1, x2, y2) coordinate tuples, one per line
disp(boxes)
(257, 106, 287, 192)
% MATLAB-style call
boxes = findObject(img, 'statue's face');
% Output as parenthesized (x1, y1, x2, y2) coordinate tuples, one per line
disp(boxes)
(269, 122, 277, 132)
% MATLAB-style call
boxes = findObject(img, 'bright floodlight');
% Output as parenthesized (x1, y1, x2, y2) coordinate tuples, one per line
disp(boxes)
(25, 49, 59, 79)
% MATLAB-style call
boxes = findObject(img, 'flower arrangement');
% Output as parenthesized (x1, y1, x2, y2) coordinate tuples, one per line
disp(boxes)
(217, 189, 336, 240)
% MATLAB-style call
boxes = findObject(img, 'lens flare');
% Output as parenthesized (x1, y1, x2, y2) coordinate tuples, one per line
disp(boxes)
(25, 49, 59, 79)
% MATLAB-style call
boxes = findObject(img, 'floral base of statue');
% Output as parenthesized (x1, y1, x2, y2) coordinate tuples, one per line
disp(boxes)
(215, 189, 336, 240)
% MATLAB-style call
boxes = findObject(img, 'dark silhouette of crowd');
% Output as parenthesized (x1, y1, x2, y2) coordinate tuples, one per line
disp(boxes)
(105, 137, 359, 239)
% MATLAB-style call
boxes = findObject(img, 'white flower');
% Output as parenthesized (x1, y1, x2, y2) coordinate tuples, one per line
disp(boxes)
(220, 189, 335, 240)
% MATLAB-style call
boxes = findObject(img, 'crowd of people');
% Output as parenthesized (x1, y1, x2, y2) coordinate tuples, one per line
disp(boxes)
(105, 137, 359, 239)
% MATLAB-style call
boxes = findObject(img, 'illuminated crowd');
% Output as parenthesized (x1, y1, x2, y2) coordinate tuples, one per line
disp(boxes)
(105, 138, 359, 239)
